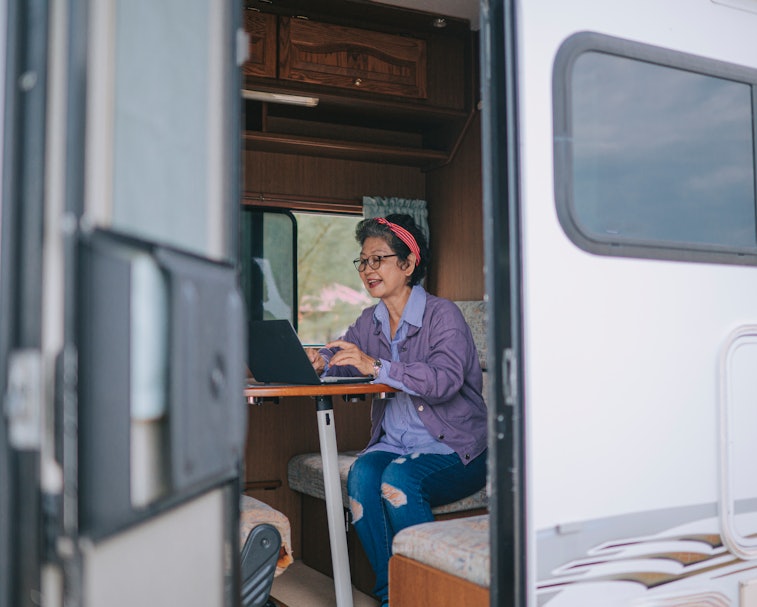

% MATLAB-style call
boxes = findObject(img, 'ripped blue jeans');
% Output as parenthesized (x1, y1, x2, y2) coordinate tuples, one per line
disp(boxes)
(347, 449, 487, 606)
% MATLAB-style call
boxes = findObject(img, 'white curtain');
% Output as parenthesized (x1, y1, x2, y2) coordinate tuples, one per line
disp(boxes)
(362, 196, 429, 244)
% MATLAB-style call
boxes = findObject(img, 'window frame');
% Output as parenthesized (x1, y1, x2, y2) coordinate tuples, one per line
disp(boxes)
(240, 205, 297, 326)
(553, 31, 757, 266)
(240, 196, 367, 352)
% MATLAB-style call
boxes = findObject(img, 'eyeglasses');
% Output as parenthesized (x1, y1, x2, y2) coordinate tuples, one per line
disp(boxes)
(353, 254, 398, 272)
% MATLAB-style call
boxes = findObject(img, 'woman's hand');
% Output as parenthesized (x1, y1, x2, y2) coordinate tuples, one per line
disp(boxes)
(305, 347, 327, 374)
(325, 339, 376, 377)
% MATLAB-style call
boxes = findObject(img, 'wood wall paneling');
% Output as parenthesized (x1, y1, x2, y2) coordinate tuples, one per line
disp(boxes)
(426, 111, 483, 300)
(425, 31, 467, 110)
(243, 151, 426, 202)
(244, 395, 373, 558)
(389, 555, 489, 607)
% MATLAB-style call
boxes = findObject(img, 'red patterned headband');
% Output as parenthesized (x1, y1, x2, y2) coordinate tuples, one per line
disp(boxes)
(375, 217, 421, 266)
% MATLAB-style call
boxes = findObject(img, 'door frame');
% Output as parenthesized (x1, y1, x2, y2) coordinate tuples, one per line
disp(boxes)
(480, 0, 527, 605)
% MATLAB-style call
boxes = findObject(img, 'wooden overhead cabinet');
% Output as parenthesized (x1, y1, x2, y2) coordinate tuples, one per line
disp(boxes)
(240, 4, 475, 168)
(279, 17, 427, 100)
(243, 11, 277, 79)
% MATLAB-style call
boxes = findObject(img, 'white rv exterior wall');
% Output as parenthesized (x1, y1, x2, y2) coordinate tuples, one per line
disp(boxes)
(516, 0, 757, 604)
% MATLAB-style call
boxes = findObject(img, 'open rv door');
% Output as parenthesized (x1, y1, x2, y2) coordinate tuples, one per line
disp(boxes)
(2, 1, 247, 606)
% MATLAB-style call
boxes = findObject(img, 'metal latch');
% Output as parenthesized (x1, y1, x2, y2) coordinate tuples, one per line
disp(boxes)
(503, 347, 517, 406)
(4, 349, 42, 450)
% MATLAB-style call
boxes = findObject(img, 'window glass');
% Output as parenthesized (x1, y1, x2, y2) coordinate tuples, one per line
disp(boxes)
(295, 212, 370, 344)
(555, 35, 757, 262)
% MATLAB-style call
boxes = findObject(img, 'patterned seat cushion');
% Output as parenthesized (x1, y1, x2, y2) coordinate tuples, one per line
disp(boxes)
(287, 451, 359, 509)
(455, 300, 487, 371)
(455, 300, 491, 403)
(392, 514, 490, 587)
(287, 451, 488, 514)
(239, 494, 293, 576)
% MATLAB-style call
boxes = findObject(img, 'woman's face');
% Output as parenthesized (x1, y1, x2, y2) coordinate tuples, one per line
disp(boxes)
(358, 236, 414, 300)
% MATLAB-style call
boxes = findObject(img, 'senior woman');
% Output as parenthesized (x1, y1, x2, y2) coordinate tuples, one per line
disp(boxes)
(308, 213, 487, 607)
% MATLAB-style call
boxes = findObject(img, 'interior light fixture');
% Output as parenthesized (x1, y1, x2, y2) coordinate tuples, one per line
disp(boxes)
(241, 90, 320, 107)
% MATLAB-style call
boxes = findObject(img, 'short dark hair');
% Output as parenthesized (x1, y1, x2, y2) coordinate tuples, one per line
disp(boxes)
(355, 214, 429, 286)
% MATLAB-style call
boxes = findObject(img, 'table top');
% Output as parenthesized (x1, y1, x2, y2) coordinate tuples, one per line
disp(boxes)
(244, 381, 397, 402)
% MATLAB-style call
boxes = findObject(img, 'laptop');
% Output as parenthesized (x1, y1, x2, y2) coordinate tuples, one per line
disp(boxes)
(249, 319, 374, 385)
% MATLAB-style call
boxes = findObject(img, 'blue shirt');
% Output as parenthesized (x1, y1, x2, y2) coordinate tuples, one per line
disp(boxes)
(366, 286, 454, 456)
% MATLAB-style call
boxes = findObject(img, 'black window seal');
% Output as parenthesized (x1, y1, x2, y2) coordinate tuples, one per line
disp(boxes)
(240, 206, 297, 328)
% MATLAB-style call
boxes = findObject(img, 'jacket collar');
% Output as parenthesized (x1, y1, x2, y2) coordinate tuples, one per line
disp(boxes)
(372, 285, 426, 337)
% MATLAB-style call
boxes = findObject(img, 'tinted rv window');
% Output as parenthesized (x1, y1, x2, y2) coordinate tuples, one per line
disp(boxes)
(554, 33, 757, 264)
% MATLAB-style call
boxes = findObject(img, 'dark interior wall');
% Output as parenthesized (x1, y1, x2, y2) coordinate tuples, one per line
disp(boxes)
(243, 151, 426, 201)
(242, 115, 484, 301)
(244, 395, 372, 559)
(426, 112, 484, 300)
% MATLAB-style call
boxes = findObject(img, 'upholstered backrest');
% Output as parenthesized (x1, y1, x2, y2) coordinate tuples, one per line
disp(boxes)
(454, 300, 487, 371)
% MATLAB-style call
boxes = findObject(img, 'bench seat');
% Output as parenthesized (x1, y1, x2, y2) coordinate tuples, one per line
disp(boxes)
(389, 514, 490, 607)
(392, 514, 489, 587)
(287, 450, 488, 515)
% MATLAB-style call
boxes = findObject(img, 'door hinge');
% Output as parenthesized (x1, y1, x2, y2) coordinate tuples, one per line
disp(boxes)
(4, 349, 43, 450)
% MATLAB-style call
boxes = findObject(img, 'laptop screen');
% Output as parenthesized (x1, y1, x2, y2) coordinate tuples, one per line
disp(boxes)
(248, 320, 372, 385)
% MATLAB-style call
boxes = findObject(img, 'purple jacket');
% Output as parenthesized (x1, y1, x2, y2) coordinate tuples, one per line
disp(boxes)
(325, 293, 487, 465)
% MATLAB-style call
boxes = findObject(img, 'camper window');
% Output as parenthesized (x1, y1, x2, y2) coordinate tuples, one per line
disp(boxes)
(240, 208, 369, 357)
(554, 32, 757, 265)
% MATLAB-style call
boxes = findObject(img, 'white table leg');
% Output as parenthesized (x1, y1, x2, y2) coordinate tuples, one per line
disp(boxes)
(315, 397, 354, 607)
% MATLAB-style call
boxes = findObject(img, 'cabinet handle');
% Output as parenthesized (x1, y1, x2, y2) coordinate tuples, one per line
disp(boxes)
(353, 77, 363, 87)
